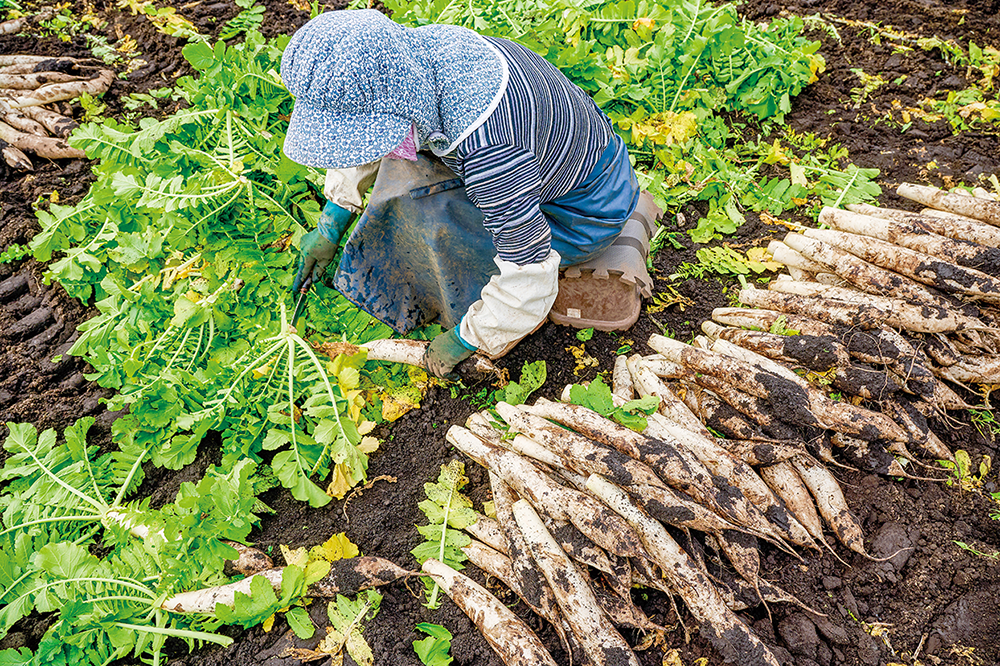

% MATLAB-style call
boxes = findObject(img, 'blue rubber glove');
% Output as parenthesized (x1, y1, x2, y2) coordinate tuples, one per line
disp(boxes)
(292, 202, 353, 293)
(317, 201, 354, 243)
(424, 327, 477, 378)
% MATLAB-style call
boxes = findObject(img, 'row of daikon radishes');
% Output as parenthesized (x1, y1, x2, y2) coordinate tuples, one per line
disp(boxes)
(1, 54, 114, 168)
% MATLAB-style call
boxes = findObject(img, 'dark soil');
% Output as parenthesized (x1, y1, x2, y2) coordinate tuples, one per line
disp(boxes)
(2, 0, 1000, 665)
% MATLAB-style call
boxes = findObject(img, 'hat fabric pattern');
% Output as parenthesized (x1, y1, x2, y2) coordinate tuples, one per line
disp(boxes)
(281, 10, 509, 169)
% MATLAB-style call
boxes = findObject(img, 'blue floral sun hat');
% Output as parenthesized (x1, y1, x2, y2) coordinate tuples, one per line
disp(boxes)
(281, 10, 509, 169)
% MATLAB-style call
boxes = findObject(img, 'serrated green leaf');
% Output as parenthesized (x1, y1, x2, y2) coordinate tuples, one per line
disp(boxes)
(413, 623, 453, 666)
(215, 570, 280, 627)
(285, 606, 315, 640)
(0, 648, 32, 666)
(182, 41, 216, 70)
(620, 394, 659, 414)
(271, 450, 331, 508)
(568, 375, 615, 416)
(497, 360, 546, 406)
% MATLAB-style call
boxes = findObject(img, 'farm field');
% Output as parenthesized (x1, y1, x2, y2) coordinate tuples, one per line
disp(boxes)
(1, 0, 1000, 665)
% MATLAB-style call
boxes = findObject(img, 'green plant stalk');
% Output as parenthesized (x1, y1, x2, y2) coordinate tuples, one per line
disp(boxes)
(0, 515, 103, 539)
(668, 49, 704, 113)
(680, 0, 702, 42)
(113, 621, 235, 646)
(426, 481, 460, 610)
(7, 577, 158, 607)
(829, 167, 860, 210)
(289, 334, 347, 475)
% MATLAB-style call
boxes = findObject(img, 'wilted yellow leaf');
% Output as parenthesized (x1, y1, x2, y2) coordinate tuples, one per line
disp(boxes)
(337, 366, 361, 391)
(310, 533, 360, 563)
(280, 544, 309, 568)
(959, 101, 1000, 122)
(380, 384, 423, 422)
(407, 364, 431, 390)
(310, 597, 377, 666)
(343, 388, 364, 421)
(632, 16, 655, 31)
(565, 344, 599, 375)
(326, 463, 357, 499)
(746, 246, 784, 272)
(359, 436, 379, 454)
(808, 53, 826, 83)
(803, 367, 837, 386)
(633, 629, 664, 652)
(482, 500, 496, 518)
(789, 161, 809, 187)
(646, 286, 694, 313)
(262, 614, 276, 632)
(317, 627, 347, 655)
(763, 138, 791, 165)
(345, 627, 374, 666)
(117, 34, 138, 54)
(760, 211, 799, 231)
(662, 649, 683, 666)
(281, 645, 343, 666)
(617, 110, 697, 147)
(868, 623, 891, 637)
(281, 627, 351, 664)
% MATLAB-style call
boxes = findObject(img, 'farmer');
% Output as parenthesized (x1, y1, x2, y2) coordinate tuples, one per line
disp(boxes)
(281, 9, 659, 377)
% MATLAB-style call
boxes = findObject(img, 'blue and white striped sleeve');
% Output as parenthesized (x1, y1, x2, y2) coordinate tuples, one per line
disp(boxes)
(459, 143, 552, 266)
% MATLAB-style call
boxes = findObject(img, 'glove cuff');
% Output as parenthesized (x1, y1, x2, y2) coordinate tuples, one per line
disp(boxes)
(317, 202, 354, 243)
(453, 320, 478, 352)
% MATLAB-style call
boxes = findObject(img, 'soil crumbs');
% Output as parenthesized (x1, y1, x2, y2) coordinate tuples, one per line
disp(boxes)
(2, 0, 1000, 665)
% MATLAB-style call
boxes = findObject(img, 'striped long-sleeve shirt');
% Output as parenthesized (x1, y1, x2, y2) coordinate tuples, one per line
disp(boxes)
(440, 36, 613, 266)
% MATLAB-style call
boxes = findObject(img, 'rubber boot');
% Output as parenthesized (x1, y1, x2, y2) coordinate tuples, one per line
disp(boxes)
(549, 191, 664, 331)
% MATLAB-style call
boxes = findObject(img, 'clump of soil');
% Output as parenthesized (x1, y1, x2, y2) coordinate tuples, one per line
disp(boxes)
(2, 1, 1000, 665)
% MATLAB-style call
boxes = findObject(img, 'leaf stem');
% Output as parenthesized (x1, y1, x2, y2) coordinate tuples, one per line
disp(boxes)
(0, 514, 102, 538)
(831, 167, 861, 209)
(669, 49, 704, 113)
(12, 441, 107, 512)
(112, 447, 151, 508)
(112, 622, 234, 646)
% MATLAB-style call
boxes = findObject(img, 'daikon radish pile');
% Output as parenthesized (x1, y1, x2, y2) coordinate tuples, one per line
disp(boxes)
(0, 55, 112, 169)
(413, 180, 995, 666)
(430, 297, 989, 664)
(732, 189, 1000, 392)
(434, 363, 871, 665)
(694, 185, 1000, 485)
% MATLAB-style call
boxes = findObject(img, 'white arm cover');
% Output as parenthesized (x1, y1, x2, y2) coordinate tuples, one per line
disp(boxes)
(323, 161, 381, 215)
(460, 250, 560, 357)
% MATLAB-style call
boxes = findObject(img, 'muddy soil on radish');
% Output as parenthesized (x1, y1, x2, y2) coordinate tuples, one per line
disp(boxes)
(2, 0, 1000, 664)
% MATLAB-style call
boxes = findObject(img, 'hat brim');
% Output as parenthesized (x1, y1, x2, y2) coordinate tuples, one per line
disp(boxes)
(283, 103, 410, 169)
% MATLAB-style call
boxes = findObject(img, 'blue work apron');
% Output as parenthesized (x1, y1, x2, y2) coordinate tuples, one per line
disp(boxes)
(333, 133, 640, 334)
